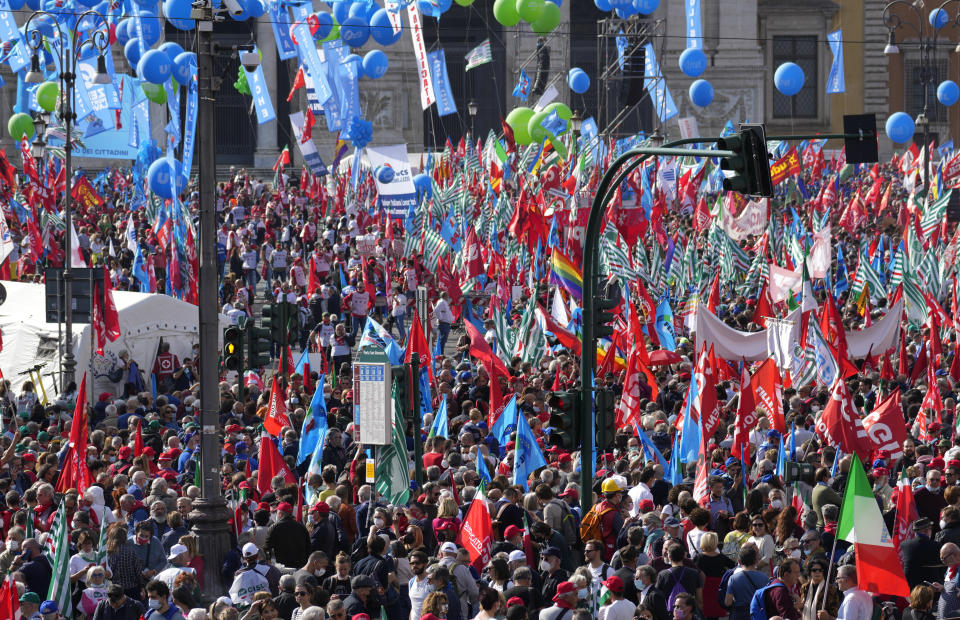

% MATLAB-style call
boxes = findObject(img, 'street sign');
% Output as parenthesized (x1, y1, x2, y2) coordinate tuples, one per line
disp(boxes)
(354, 348, 392, 445)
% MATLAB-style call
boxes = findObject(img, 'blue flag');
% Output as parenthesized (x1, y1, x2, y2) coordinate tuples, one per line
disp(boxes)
(294, 348, 310, 376)
(306, 379, 331, 481)
(512, 68, 530, 101)
(826, 29, 845, 94)
(668, 433, 683, 485)
(513, 409, 547, 490)
(654, 297, 676, 351)
(477, 450, 492, 485)
(299, 375, 327, 466)
(429, 394, 449, 438)
(491, 395, 519, 449)
(776, 434, 786, 477)
(635, 425, 669, 469)
(358, 317, 404, 365)
(789, 422, 797, 462)
(678, 387, 701, 463)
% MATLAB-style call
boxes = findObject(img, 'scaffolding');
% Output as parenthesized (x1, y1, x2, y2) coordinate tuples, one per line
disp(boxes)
(596, 16, 667, 140)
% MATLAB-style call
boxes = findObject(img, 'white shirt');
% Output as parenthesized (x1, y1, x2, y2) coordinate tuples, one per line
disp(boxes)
(837, 587, 873, 620)
(627, 483, 653, 517)
(598, 598, 637, 620)
(408, 574, 434, 620)
(434, 299, 454, 324)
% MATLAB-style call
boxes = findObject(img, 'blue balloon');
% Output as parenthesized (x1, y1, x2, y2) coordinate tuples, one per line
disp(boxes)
(413, 173, 432, 199)
(340, 16, 370, 47)
(116, 19, 132, 45)
(138, 49, 172, 84)
(75, 0, 99, 9)
(885, 111, 915, 144)
(332, 1, 350, 25)
(633, 0, 658, 14)
(546, 0, 560, 5)
(131, 0, 153, 8)
(930, 8, 949, 29)
(689, 79, 713, 107)
(678, 47, 707, 78)
(8, 0, 24, 10)
(377, 165, 395, 184)
(124, 38, 145, 68)
(615, 6, 635, 18)
(312, 12, 334, 41)
(568, 68, 590, 94)
(24, 0, 41, 11)
(594, 0, 611, 10)
(246, 0, 266, 18)
(172, 51, 197, 84)
(774, 62, 804, 96)
(939, 80, 960, 106)
(362, 49, 388, 79)
(349, 1, 377, 20)
(370, 9, 402, 45)
(609, 0, 631, 8)
(138, 11, 162, 45)
(147, 158, 186, 200)
(159, 41, 185, 65)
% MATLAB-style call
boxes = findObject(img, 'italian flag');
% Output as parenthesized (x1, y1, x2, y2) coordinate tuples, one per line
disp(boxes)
(837, 455, 910, 596)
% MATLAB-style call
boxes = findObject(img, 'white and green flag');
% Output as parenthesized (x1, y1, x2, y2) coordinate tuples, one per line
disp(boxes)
(47, 507, 71, 616)
(465, 39, 492, 71)
(375, 384, 410, 506)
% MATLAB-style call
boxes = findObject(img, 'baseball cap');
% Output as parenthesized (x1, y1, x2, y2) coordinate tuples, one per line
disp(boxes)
(553, 582, 576, 601)
(602, 576, 624, 593)
(277, 502, 293, 514)
(503, 525, 524, 539)
(311, 501, 331, 514)
(439, 542, 458, 554)
(351, 575, 376, 589)
(39, 601, 58, 614)
(542, 546, 562, 558)
(19, 592, 40, 604)
(664, 516, 681, 528)
(508, 550, 526, 563)
(168, 544, 188, 560)
(241, 542, 259, 557)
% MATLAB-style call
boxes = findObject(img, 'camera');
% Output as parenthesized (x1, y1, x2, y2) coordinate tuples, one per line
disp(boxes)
(239, 50, 260, 73)
(222, 0, 244, 17)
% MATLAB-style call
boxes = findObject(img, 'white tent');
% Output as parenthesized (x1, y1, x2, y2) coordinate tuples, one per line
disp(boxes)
(0, 281, 228, 400)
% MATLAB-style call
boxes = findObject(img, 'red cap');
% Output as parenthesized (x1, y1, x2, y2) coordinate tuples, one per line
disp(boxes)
(638, 499, 655, 512)
(506, 441, 516, 450)
(22, 453, 36, 463)
(277, 502, 293, 514)
(311, 501, 331, 514)
(352, 615, 371, 620)
(558, 488, 579, 500)
(141, 446, 155, 456)
(558, 454, 572, 464)
(602, 576, 624, 593)
(99, 392, 112, 402)
(506, 597, 525, 607)
(503, 525, 524, 539)
(343, 390, 353, 399)
(238, 481, 250, 490)
(257, 502, 271, 511)
(118, 446, 132, 459)
(225, 424, 242, 433)
(553, 582, 576, 601)
(931, 457, 946, 471)
(223, 444, 236, 455)
(159, 451, 176, 461)
(948, 459, 960, 469)
(159, 471, 178, 482)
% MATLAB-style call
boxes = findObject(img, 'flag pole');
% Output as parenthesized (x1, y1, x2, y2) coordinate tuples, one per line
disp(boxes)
(820, 455, 855, 613)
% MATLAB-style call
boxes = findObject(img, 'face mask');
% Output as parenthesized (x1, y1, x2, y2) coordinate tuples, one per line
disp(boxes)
(154, 514, 166, 522)
(928, 484, 941, 493)
(108, 456, 116, 463)
(942, 519, 949, 530)
(789, 549, 801, 559)
(539, 560, 551, 572)
(148, 599, 162, 610)
(634, 579, 645, 590)
(137, 536, 150, 545)
(440, 459, 448, 468)
(374, 518, 385, 528)
(770, 500, 783, 510)
(577, 588, 588, 599)
(629, 446, 639, 452)
(675, 610, 687, 620)
(314, 569, 324, 577)
(6, 541, 18, 551)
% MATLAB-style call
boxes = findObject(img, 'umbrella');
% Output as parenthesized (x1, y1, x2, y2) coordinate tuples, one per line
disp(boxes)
(648, 349, 682, 366)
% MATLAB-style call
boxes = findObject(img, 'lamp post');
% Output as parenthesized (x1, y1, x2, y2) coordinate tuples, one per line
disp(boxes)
(467, 99, 478, 137)
(24, 10, 111, 392)
(882, 0, 960, 199)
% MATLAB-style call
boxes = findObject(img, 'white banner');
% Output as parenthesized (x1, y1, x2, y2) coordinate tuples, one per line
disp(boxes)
(366, 144, 417, 218)
(721, 198, 768, 241)
(768, 264, 801, 304)
(407, 3, 435, 110)
(807, 225, 832, 279)
(677, 116, 699, 140)
(765, 317, 798, 371)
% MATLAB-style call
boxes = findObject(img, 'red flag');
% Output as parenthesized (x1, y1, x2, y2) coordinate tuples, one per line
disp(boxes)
(102, 267, 121, 341)
(135, 418, 144, 455)
(863, 390, 906, 461)
(534, 305, 581, 356)
(92, 285, 106, 355)
(897, 331, 909, 378)
(462, 226, 484, 280)
(56, 373, 92, 494)
(731, 365, 756, 462)
(750, 359, 785, 434)
(405, 310, 435, 385)
(706, 270, 720, 313)
(287, 67, 305, 102)
(950, 338, 960, 383)
(0, 575, 19, 620)
(694, 347, 724, 440)
(815, 378, 874, 461)
(456, 494, 493, 572)
(256, 433, 296, 497)
(693, 418, 710, 507)
(893, 474, 919, 561)
(752, 283, 775, 328)
(819, 293, 849, 362)
(264, 375, 292, 437)
(301, 107, 315, 144)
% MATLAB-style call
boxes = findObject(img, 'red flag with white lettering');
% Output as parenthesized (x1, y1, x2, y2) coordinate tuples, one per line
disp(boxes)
(815, 378, 874, 461)
(456, 492, 493, 572)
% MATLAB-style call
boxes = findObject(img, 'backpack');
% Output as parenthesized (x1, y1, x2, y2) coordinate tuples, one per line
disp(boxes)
(717, 567, 736, 610)
(665, 567, 690, 613)
(579, 504, 614, 544)
(550, 499, 580, 546)
(748, 581, 783, 620)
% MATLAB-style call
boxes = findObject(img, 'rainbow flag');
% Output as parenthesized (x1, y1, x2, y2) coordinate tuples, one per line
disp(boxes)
(550, 249, 582, 302)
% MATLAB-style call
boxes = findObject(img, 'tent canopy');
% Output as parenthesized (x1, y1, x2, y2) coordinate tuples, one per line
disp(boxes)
(0, 281, 227, 399)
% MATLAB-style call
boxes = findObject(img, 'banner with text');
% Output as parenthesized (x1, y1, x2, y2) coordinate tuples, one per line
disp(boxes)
(366, 144, 417, 218)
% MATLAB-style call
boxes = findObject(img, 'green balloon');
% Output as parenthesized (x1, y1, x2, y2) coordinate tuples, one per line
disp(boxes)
(530, 1, 561, 34)
(515, 0, 544, 23)
(142, 82, 167, 105)
(322, 19, 340, 42)
(528, 109, 549, 142)
(505, 107, 534, 145)
(493, 0, 521, 26)
(453, 0, 474, 5)
(549, 137, 568, 161)
(544, 102, 573, 122)
(36, 82, 59, 113)
(7, 113, 33, 141)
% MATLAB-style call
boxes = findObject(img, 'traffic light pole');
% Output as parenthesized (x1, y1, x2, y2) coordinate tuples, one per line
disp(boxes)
(410, 352, 423, 486)
(578, 129, 877, 516)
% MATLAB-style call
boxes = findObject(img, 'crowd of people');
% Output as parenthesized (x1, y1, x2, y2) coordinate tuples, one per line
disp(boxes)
(0, 130, 955, 620)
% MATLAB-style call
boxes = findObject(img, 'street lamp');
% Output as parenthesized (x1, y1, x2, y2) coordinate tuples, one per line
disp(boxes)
(467, 99, 478, 136)
(24, 9, 111, 391)
(882, 0, 960, 198)
(570, 109, 583, 135)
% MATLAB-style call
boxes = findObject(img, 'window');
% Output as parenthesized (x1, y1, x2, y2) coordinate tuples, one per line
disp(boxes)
(906, 58, 948, 123)
(772, 36, 818, 119)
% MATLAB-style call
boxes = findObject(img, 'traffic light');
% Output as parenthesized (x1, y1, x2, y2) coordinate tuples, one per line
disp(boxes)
(246, 326, 272, 369)
(261, 303, 281, 343)
(223, 327, 243, 371)
(595, 388, 617, 452)
(594, 281, 622, 339)
(392, 364, 413, 420)
(285, 302, 299, 345)
(718, 124, 773, 197)
(547, 390, 580, 450)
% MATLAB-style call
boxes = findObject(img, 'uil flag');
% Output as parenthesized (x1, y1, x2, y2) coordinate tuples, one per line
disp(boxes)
(512, 68, 530, 101)
(837, 455, 910, 596)
(457, 490, 493, 572)
(264, 375, 292, 437)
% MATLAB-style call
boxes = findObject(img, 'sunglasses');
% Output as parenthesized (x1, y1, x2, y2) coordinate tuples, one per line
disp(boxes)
(295, 592, 308, 597)
(752, 523, 765, 527)
(809, 568, 823, 573)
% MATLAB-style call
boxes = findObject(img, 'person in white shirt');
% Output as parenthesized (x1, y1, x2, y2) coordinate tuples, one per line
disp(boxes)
(408, 550, 433, 620)
(598, 576, 636, 620)
(348, 282, 370, 335)
(818, 565, 872, 620)
(433, 292, 455, 353)
(390, 286, 408, 342)
(241, 246, 258, 288)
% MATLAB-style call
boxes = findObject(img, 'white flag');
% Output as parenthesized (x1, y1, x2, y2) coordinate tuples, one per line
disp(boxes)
(69, 220, 87, 268)
(766, 317, 797, 372)
(768, 264, 801, 304)
(0, 210, 14, 265)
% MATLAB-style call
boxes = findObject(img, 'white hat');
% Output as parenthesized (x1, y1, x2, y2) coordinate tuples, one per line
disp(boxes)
(168, 544, 188, 560)
(508, 550, 526, 563)
(241, 542, 259, 557)
(439, 542, 458, 555)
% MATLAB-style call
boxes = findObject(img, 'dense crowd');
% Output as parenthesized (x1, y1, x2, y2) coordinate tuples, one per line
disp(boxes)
(0, 134, 956, 620)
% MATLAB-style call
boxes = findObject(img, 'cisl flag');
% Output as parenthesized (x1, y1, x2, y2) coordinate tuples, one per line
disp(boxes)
(837, 455, 910, 596)
(457, 491, 493, 572)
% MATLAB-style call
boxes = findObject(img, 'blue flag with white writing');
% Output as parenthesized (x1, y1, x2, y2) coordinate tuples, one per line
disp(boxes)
(513, 409, 547, 490)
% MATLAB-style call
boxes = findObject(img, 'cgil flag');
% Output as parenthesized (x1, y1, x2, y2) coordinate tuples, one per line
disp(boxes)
(375, 383, 411, 506)
(46, 507, 71, 617)
(837, 455, 910, 596)
(456, 489, 493, 572)
(465, 39, 493, 71)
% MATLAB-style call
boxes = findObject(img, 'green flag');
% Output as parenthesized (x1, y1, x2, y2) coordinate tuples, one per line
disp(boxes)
(47, 507, 72, 616)
(375, 383, 410, 506)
